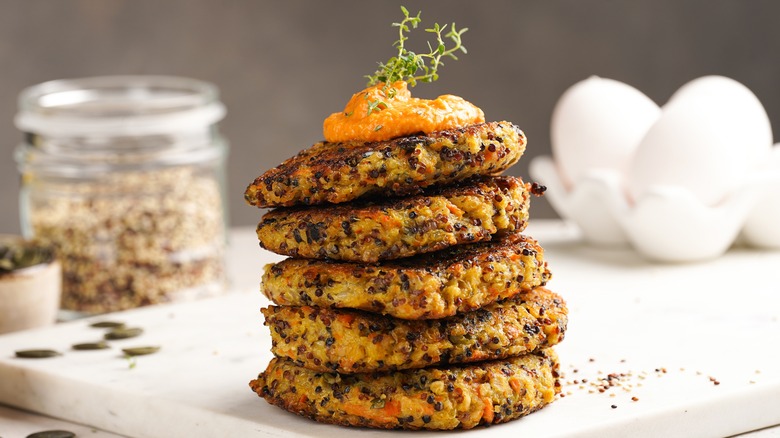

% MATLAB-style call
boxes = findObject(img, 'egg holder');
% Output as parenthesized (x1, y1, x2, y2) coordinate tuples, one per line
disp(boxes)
(530, 148, 780, 262)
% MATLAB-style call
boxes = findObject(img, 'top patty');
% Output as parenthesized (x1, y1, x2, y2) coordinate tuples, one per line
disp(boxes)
(256, 176, 530, 263)
(245, 121, 526, 208)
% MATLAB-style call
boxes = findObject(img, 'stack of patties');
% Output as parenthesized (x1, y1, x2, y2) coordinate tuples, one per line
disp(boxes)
(246, 121, 567, 430)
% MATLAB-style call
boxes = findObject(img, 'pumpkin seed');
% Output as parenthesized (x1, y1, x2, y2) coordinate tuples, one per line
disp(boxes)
(26, 430, 76, 438)
(90, 321, 125, 329)
(15, 349, 61, 359)
(0, 242, 53, 274)
(122, 346, 160, 356)
(72, 341, 110, 351)
(104, 327, 143, 340)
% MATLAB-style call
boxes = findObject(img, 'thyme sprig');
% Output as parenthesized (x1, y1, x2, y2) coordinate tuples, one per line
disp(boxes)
(363, 6, 468, 114)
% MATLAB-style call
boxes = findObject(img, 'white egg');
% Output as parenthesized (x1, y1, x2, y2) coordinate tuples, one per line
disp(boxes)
(627, 76, 773, 206)
(551, 76, 661, 187)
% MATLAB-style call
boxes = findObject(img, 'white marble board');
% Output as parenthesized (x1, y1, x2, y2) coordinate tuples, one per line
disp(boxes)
(0, 223, 779, 437)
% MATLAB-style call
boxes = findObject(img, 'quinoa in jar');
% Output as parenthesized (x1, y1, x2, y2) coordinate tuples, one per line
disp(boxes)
(15, 76, 229, 314)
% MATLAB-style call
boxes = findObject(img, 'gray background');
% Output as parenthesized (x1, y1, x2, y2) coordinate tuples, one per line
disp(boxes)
(1, 0, 779, 233)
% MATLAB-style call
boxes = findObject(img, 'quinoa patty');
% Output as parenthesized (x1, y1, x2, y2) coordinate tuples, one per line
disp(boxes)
(250, 348, 560, 430)
(262, 233, 551, 319)
(262, 287, 566, 374)
(245, 121, 526, 208)
(256, 176, 530, 263)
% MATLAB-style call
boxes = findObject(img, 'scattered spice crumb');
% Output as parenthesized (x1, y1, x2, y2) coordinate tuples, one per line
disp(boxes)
(560, 359, 731, 405)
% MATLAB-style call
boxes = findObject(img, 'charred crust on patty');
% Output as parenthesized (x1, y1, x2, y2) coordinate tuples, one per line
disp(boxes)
(262, 232, 552, 319)
(262, 287, 567, 374)
(249, 349, 560, 430)
(245, 121, 526, 208)
(256, 176, 531, 263)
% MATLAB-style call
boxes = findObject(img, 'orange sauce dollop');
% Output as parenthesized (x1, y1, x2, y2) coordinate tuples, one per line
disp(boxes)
(323, 81, 485, 143)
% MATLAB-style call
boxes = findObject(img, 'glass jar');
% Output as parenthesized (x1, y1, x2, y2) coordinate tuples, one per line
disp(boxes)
(14, 76, 229, 314)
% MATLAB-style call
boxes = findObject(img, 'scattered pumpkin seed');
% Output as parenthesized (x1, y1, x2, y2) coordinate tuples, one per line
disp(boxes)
(122, 346, 160, 356)
(370, 397, 386, 409)
(15, 349, 61, 359)
(104, 327, 143, 340)
(89, 321, 125, 329)
(26, 430, 76, 438)
(72, 341, 110, 351)
(0, 242, 53, 274)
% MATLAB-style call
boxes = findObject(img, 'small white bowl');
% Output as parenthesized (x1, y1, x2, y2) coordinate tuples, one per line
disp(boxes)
(0, 236, 61, 334)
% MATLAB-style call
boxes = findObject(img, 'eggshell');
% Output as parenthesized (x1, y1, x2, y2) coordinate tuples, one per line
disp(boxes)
(741, 145, 780, 248)
(551, 76, 661, 187)
(627, 76, 772, 206)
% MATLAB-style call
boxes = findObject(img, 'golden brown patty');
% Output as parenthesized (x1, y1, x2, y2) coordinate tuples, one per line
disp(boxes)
(250, 349, 560, 430)
(256, 176, 530, 263)
(262, 233, 551, 320)
(245, 121, 526, 208)
(262, 287, 566, 374)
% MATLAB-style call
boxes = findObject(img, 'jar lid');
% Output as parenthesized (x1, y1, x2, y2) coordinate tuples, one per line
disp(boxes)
(15, 75, 226, 137)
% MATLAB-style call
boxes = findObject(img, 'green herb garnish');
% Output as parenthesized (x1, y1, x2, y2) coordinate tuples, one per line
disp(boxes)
(366, 97, 387, 116)
(125, 354, 137, 369)
(366, 6, 468, 90)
